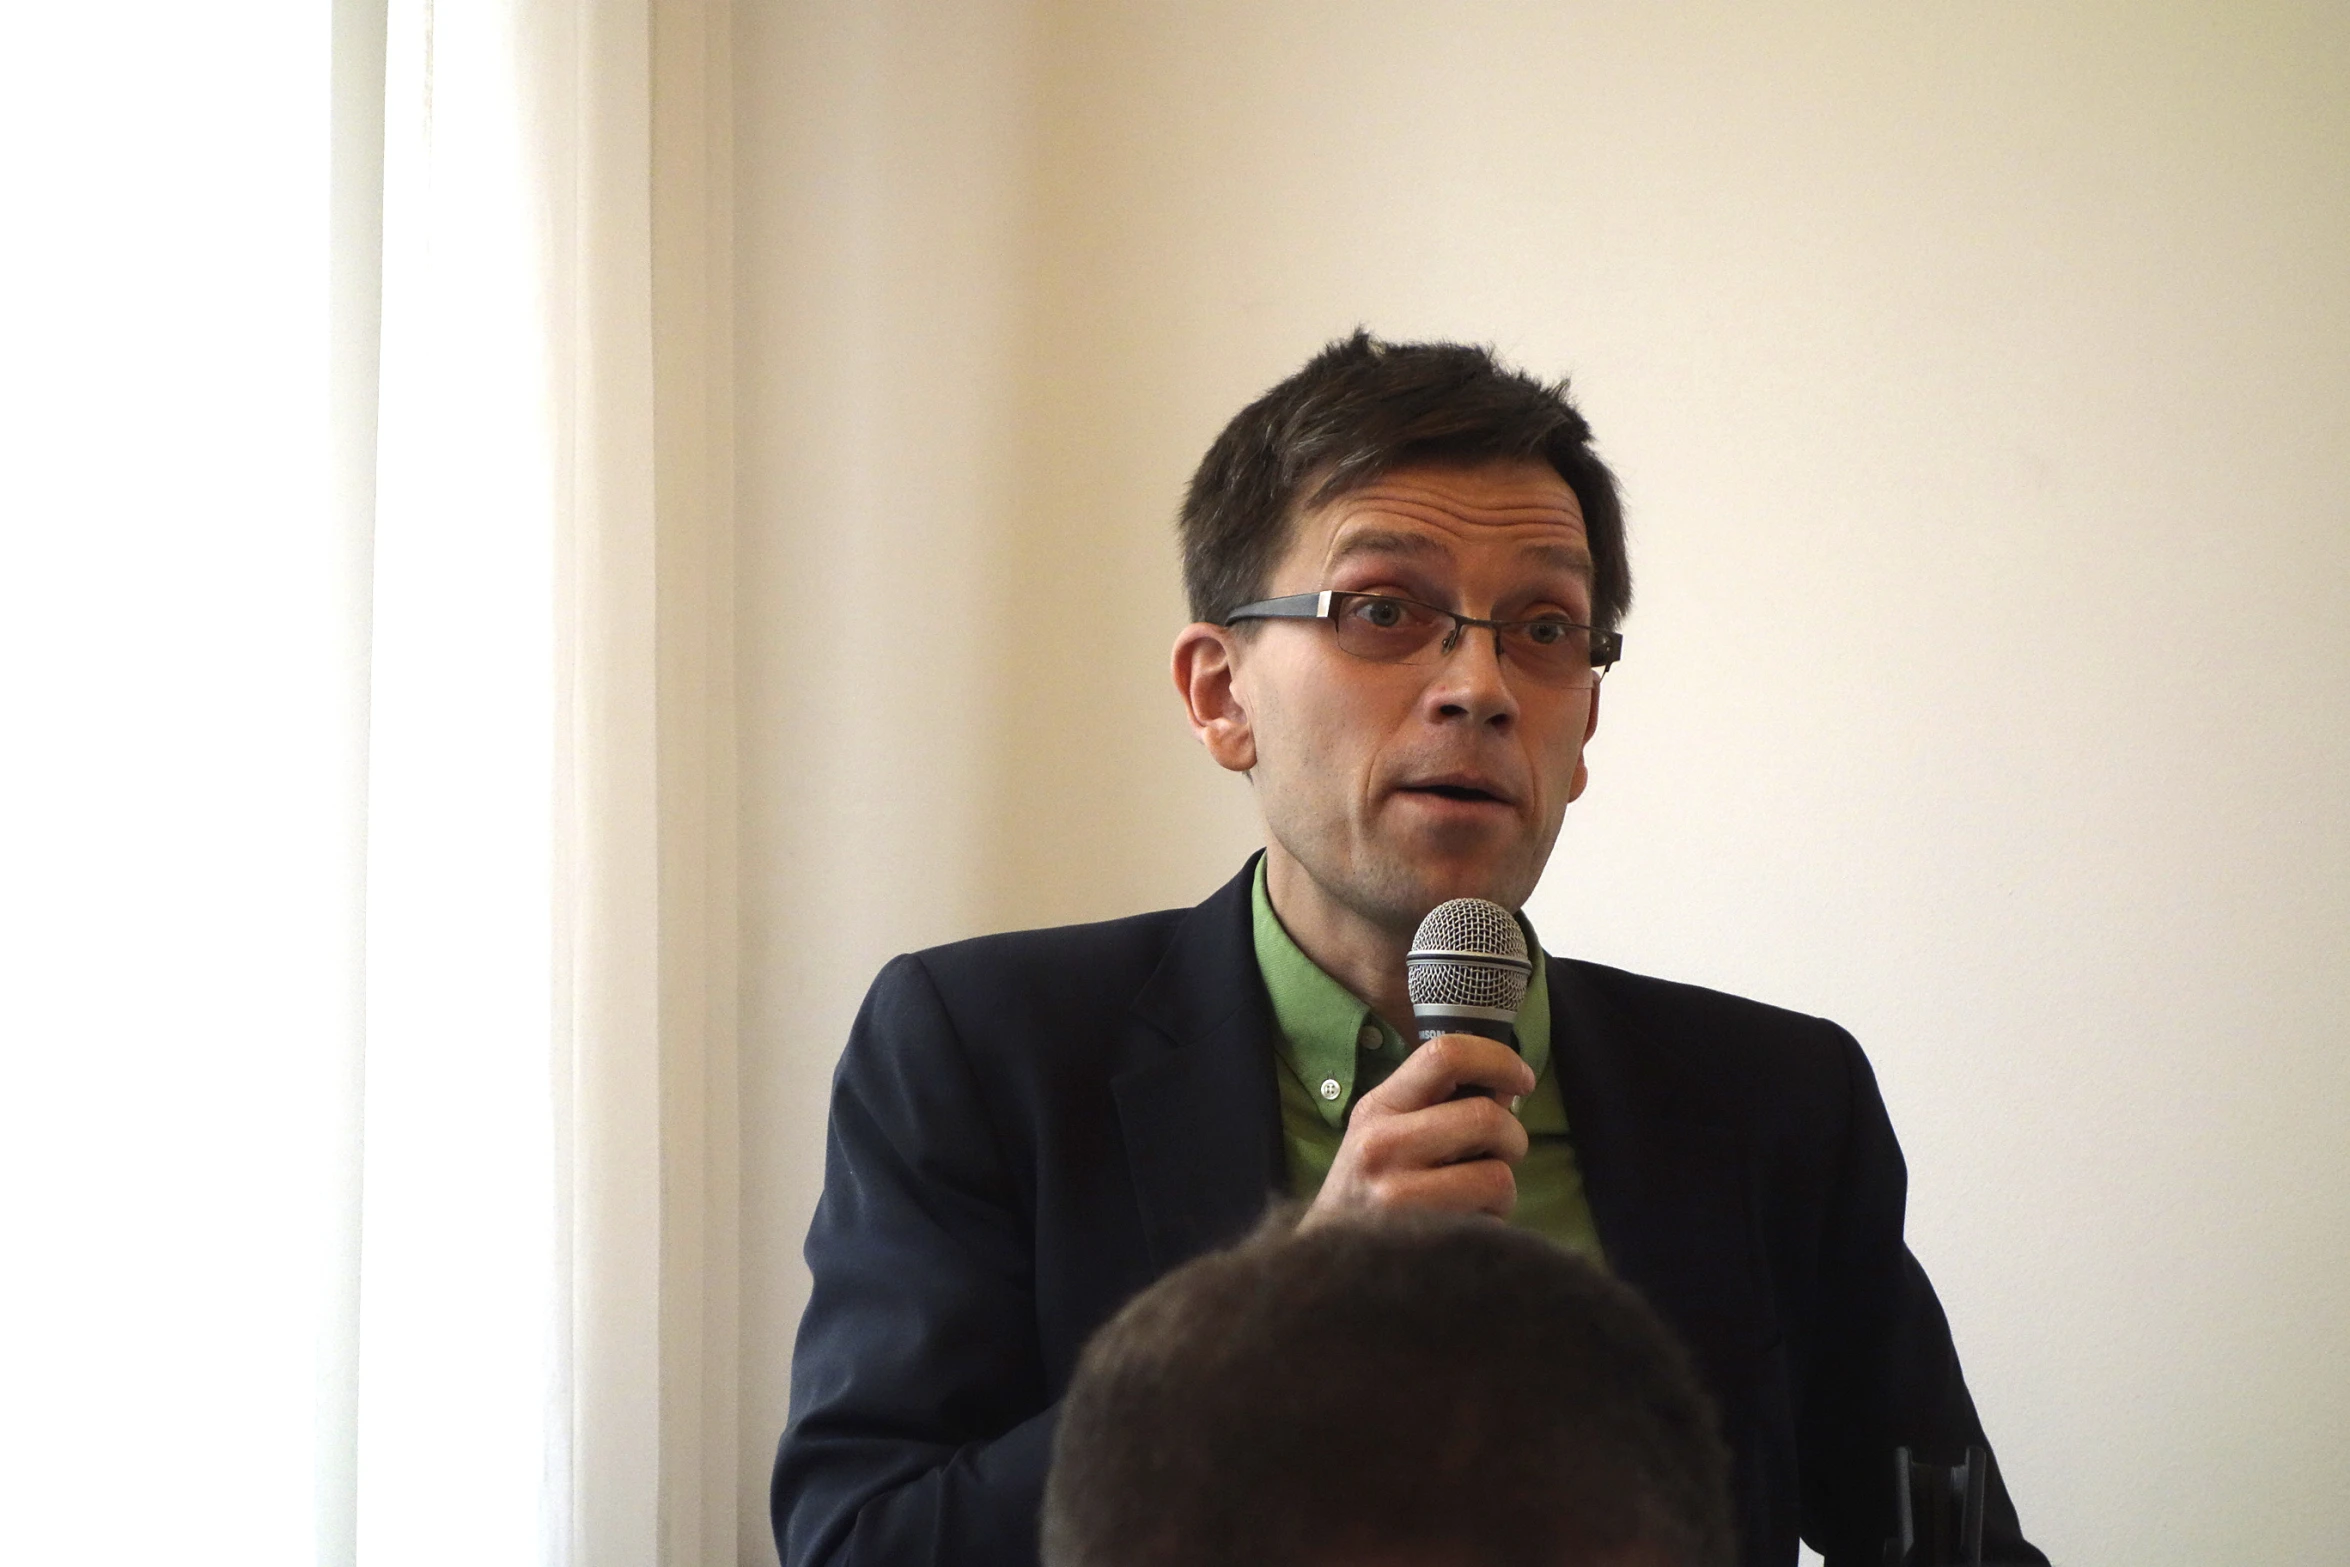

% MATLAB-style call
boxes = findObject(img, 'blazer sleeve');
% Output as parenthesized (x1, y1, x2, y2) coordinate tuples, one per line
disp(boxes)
(1798, 1030, 2047, 1567)
(772, 953, 1055, 1567)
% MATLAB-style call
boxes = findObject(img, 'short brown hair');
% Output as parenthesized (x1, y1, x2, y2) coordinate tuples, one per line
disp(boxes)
(1042, 1210, 1732, 1567)
(1180, 331, 1631, 632)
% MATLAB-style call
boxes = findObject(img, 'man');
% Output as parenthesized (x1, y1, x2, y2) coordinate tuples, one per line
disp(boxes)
(772, 332, 2043, 1566)
(1042, 1207, 1736, 1567)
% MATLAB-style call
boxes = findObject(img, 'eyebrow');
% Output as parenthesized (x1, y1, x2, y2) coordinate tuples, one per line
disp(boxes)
(1325, 528, 1594, 580)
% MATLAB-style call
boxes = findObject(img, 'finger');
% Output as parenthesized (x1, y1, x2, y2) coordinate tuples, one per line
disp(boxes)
(1348, 1092, 1530, 1174)
(1358, 1159, 1518, 1219)
(1358, 1033, 1536, 1115)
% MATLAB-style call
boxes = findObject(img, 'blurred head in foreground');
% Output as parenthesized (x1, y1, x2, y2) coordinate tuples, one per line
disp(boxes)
(1042, 1210, 1733, 1567)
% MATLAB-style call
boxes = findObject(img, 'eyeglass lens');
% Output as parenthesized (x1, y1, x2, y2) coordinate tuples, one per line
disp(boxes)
(1330, 594, 1602, 687)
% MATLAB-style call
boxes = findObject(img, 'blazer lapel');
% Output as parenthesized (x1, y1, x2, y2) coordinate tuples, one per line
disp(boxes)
(1547, 957, 1777, 1356)
(1113, 857, 1285, 1274)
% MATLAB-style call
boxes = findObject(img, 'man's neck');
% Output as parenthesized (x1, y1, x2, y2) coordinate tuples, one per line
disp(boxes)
(1261, 848, 1417, 1038)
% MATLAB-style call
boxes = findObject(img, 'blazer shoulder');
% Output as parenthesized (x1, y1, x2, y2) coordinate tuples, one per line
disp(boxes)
(1552, 956, 1870, 1128)
(905, 904, 1191, 1008)
(846, 904, 1197, 1079)
(1559, 958, 1853, 1044)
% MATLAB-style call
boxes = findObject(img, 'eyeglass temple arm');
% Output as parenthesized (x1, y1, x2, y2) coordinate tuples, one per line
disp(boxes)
(1220, 591, 1333, 625)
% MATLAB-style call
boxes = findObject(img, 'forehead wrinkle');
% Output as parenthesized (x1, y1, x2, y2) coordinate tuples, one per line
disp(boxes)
(1321, 525, 1593, 583)
(1331, 468, 1583, 521)
(1330, 489, 1584, 532)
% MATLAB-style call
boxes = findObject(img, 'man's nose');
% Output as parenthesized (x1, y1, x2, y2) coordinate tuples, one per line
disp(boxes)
(1424, 624, 1518, 727)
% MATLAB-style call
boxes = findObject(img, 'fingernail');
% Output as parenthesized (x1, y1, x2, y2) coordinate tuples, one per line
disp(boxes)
(1509, 1095, 1524, 1115)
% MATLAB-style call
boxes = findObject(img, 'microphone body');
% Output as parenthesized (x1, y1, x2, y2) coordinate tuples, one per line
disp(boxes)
(1406, 898, 1533, 1050)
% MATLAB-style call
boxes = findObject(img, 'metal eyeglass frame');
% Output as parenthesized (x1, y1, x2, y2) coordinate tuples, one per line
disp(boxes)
(1220, 590, 1623, 680)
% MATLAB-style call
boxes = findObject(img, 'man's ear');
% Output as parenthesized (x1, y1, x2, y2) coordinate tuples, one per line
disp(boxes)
(1171, 623, 1257, 774)
(1566, 683, 1600, 803)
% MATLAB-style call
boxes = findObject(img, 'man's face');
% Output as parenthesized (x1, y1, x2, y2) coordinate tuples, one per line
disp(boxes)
(1212, 459, 1602, 935)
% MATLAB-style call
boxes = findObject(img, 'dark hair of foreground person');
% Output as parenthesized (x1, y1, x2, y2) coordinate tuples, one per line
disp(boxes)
(1043, 1208, 1734, 1567)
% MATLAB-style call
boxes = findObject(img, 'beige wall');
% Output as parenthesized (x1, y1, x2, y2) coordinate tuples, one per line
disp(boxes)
(734, 5, 2350, 1561)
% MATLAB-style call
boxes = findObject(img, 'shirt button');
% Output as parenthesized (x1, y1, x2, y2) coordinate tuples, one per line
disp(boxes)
(1319, 1077, 1342, 1101)
(1357, 1025, 1381, 1051)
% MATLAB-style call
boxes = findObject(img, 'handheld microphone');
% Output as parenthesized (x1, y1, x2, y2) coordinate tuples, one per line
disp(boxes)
(1406, 898, 1533, 1049)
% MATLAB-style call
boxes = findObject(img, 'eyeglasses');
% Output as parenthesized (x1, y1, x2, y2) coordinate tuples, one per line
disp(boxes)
(1221, 590, 1622, 690)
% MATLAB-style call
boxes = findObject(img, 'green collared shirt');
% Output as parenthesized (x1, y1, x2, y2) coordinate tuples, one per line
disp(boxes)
(1251, 859, 1605, 1262)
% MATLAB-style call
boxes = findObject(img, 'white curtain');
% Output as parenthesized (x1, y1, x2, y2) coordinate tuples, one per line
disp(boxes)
(362, 0, 593, 1555)
(1, 1, 734, 1562)
(362, 0, 731, 1561)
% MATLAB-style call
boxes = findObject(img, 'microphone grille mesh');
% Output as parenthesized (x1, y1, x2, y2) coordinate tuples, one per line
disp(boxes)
(1406, 898, 1532, 1012)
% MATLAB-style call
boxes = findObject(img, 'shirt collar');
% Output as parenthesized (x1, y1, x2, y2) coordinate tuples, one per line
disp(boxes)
(1250, 856, 1550, 1128)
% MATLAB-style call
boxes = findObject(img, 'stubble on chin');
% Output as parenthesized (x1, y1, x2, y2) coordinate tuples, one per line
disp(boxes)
(1334, 841, 1545, 936)
(1266, 784, 1552, 937)
(1334, 862, 1440, 942)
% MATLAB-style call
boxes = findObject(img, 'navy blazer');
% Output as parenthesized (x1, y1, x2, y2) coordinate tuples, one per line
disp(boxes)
(773, 859, 2042, 1567)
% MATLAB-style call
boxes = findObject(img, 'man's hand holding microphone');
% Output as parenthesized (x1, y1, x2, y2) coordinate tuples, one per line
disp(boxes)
(1307, 897, 1538, 1223)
